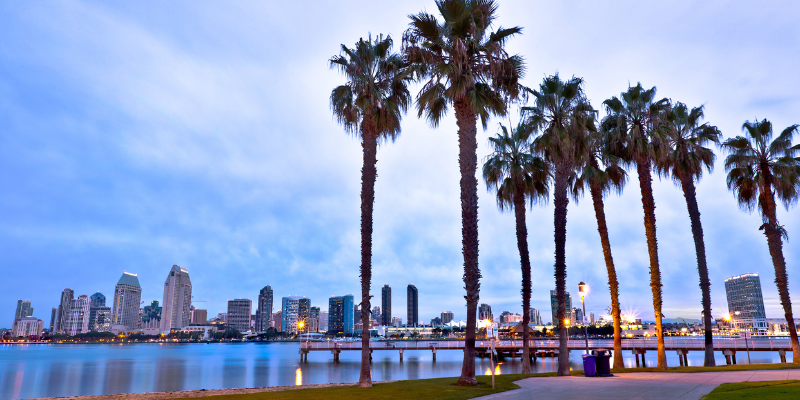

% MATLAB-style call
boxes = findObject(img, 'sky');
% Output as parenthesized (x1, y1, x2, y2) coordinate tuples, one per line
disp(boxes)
(1, 0, 799, 327)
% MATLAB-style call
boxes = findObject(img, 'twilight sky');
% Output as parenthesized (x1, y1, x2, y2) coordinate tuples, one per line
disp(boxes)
(1, 0, 798, 327)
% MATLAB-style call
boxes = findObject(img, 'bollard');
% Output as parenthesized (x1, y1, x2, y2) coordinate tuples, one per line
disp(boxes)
(779, 349, 787, 363)
(399, 349, 404, 362)
(432, 348, 437, 362)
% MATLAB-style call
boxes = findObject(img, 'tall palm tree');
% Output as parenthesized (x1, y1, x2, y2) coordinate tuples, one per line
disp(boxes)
(403, 0, 524, 385)
(657, 102, 721, 367)
(329, 34, 411, 387)
(571, 121, 627, 369)
(722, 119, 800, 364)
(523, 74, 593, 376)
(603, 83, 670, 370)
(482, 122, 549, 374)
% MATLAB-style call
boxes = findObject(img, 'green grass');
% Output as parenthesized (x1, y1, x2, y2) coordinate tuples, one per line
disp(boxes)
(191, 372, 583, 400)
(702, 380, 800, 399)
(612, 363, 800, 374)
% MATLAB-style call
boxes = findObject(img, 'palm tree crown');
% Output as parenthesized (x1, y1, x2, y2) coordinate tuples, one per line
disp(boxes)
(657, 103, 721, 182)
(403, 0, 524, 128)
(483, 122, 549, 210)
(603, 83, 670, 164)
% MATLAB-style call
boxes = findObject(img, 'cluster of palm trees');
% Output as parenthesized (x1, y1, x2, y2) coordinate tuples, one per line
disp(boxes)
(328, 0, 800, 388)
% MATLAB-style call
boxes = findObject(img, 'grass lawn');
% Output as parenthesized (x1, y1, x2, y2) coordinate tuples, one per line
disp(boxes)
(612, 363, 800, 374)
(192, 372, 583, 400)
(702, 380, 800, 399)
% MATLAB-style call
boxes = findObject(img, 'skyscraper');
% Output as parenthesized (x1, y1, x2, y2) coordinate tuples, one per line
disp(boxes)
(372, 306, 381, 324)
(64, 294, 90, 336)
(88, 292, 111, 332)
(725, 273, 768, 334)
(14, 300, 33, 321)
(56, 288, 74, 334)
(255, 285, 273, 333)
(142, 300, 162, 330)
(407, 284, 418, 327)
(328, 294, 354, 335)
(49, 307, 57, 332)
(112, 272, 142, 330)
(282, 296, 311, 334)
(529, 308, 542, 325)
(550, 290, 573, 325)
(161, 265, 192, 332)
(90, 292, 106, 308)
(441, 311, 454, 324)
(309, 306, 320, 332)
(381, 284, 392, 326)
(227, 299, 252, 333)
(191, 309, 208, 325)
(478, 303, 493, 321)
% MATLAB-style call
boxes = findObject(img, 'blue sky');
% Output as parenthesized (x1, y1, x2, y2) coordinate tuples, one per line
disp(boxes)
(1, 0, 798, 327)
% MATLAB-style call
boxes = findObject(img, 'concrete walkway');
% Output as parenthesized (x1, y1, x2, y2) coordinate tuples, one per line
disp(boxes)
(477, 369, 800, 400)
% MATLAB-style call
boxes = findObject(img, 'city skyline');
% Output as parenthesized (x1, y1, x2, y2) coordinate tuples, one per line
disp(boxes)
(1, 1, 799, 327)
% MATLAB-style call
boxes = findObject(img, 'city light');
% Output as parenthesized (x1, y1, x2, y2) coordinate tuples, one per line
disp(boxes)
(564, 319, 570, 325)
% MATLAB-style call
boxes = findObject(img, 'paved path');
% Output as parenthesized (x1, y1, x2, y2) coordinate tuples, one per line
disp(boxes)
(477, 369, 800, 400)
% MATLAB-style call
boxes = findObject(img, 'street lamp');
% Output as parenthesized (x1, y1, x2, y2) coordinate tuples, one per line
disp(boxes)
(578, 282, 589, 354)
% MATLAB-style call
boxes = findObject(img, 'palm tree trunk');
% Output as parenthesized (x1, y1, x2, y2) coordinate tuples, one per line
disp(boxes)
(636, 159, 667, 370)
(455, 100, 481, 386)
(513, 178, 532, 374)
(762, 190, 800, 364)
(553, 159, 571, 376)
(678, 174, 715, 366)
(358, 125, 377, 387)
(588, 178, 624, 369)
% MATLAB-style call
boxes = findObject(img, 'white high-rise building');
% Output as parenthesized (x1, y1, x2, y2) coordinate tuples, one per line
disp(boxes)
(55, 288, 74, 334)
(161, 265, 192, 332)
(64, 294, 90, 336)
(12, 316, 44, 338)
(112, 272, 142, 330)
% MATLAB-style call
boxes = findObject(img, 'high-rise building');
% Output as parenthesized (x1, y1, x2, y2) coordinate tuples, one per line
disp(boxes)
(161, 265, 192, 332)
(328, 294, 354, 335)
(191, 309, 208, 325)
(142, 300, 162, 330)
(725, 273, 768, 334)
(272, 310, 282, 332)
(15, 300, 33, 321)
(309, 306, 320, 332)
(112, 272, 142, 330)
(88, 292, 111, 332)
(529, 308, 542, 325)
(255, 286, 273, 333)
(441, 311, 454, 324)
(282, 296, 311, 334)
(64, 294, 90, 336)
(372, 306, 381, 324)
(573, 307, 584, 326)
(49, 307, 57, 332)
(392, 316, 402, 327)
(479, 303, 493, 321)
(407, 284, 418, 327)
(90, 292, 106, 308)
(319, 310, 329, 332)
(56, 288, 74, 333)
(12, 317, 44, 338)
(381, 284, 392, 326)
(550, 290, 573, 326)
(227, 299, 252, 333)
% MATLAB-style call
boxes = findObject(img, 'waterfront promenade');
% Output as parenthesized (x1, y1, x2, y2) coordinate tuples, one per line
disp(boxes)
(476, 369, 800, 400)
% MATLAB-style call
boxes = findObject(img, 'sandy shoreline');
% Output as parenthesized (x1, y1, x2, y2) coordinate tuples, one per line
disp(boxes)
(29, 382, 364, 400)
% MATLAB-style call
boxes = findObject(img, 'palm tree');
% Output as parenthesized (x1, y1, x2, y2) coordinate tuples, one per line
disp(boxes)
(482, 121, 549, 374)
(657, 102, 721, 366)
(329, 34, 411, 387)
(603, 83, 670, 370)
(721, 119, 800, 364)
(523, 74, 593, 376)
(571, 121, 627, 369)
(403, 0, 524, 385)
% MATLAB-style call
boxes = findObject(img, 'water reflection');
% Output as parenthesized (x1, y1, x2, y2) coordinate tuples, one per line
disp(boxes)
(295, 368, 302, 386)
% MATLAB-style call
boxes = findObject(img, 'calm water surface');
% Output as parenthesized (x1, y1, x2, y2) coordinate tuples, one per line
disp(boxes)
(0, 342, 789, 399)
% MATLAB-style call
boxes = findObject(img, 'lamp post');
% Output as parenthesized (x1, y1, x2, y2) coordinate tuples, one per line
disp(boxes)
(578, 282, 589, 354)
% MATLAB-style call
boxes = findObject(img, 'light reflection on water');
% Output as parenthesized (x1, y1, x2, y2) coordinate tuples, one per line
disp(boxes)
(0, 342, 791, 399)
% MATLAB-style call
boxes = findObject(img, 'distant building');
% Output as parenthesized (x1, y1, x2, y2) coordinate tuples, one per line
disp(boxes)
(272, 310, 282, 332)
(407, 284, 418, 327)
(573, 307, 584, 326)
(282, 296, 311, 334)
(431, 317, 442, 326)
(255, 285, 273, 333)
(381, 285, 392, 326)
(478, 303, 493, 321)
(392, 316, 402, 327)
(88, 292, 110, 332)
(499, 311, 523, 323)
(309, 306, 320, 332)
(725, 273, 768, 334)
(64, 294, 90, 336)
(550, 290, 573, 326)
(142, 300, 162, 330)
(530, 308, 542, 325)
(328, 294, 354, 335)
(319, 310, 329, 332)
(161, 265, 192, 332)
(191, 309, 208, 325)
(90, 292, 106, 308)
(372, 306, 381, 324)
(15, 300, 33, 321)
(49, 307, 57, 332)
(112, 272, 142, 330)
(12, 317, 44, 338)
(56, 288, 74, 334)
(227, 299, 252, 333)
(441, 311, 454, 324)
